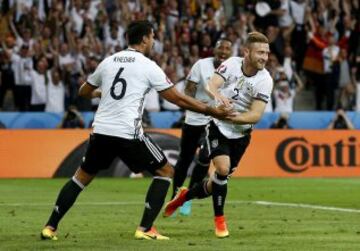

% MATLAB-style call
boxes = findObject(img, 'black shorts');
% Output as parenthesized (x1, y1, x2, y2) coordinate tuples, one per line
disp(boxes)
(179, 123, 210, 164)
(206, 121, 251, 174)
(81, 133, 168, 175)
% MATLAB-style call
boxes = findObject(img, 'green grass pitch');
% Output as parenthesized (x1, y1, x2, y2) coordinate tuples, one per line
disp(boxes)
(1, 178, 360, 251)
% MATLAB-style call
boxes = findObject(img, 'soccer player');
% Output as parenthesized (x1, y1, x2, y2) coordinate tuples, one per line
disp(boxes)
(40, 20, 232, 241)
(164, 32, 273, 238)
(171, 38, 232, 216)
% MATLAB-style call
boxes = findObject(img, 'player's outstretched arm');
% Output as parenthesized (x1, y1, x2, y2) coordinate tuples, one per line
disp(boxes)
(184, 81, 197, 98)
(226, 99, 266, 125)
(159, 86, 233, 120)
(205, 74, 232, 107)
(78, 82, 101, 99)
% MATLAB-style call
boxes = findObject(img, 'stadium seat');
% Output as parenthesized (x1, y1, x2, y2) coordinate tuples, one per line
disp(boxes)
(287, 112, 334, 129)
(1, 112, 62, 129)
(149, 111, 183, 128)
(254, 112, 279, 129)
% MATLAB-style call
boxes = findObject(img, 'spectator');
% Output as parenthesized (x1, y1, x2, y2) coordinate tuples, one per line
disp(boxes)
(327, 108, 354, 129)
(12, 44, 33, 111)
(0, 49, 15, 109)
(337, 48, 355, 110)
(322, 34, 340, 110)
(45, 68, 65, 113)
(270, 113, 292, 129)
(273, 68, 303, 113)
(29, 57, 48, 111)
(0, 0, 358, 114)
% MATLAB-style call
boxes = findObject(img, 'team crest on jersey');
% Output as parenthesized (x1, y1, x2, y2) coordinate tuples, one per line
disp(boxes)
(217, 64, 227, 74)
(237, 77, 245, 88)
(211, 139, 219, 148)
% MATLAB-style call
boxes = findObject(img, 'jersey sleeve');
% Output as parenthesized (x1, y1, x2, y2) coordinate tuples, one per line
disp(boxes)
(252, 74, 273, 103)
(87, 59, 105, 87)
(215, 57, 234, 81)
(186, 60, 201, 84)
(148, 62, 174, 92)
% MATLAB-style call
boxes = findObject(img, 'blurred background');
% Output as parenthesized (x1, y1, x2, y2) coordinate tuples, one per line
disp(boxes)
(0, 0, 359, 129)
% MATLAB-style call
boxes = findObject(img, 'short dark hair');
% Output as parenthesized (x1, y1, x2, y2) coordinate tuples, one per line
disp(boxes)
(215, 38, 232, 47)
(245, 32, 269, 47)
(126, 20, 154, 45)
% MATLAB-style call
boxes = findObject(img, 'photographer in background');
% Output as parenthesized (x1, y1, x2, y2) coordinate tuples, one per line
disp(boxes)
(58, 105, 85, 129)
(270, 112, 292, 129)
(327, 108, 354, 130)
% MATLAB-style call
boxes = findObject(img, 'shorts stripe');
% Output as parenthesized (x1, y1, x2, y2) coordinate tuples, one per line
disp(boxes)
(205, 124, 211, 154)
(144, 136, 162, 156)
(143, 137, 163, 162)
(147, 138, 164, 161)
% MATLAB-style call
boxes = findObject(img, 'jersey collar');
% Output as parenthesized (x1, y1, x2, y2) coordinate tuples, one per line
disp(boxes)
(126, 47, 142, 54)
(241, 61, 257, 78)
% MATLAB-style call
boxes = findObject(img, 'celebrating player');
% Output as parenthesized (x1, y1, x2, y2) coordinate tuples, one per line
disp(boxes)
(171, 38, 232, 216)
(164, 32, 273, 238)
(40, 20, 233, 241)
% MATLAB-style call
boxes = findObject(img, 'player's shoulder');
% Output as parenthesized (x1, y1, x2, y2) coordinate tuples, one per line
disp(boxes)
(223, 56, 242, 66)
(255, 68, 273, 86)
(193, 57, 214, 70)
(257, 67, 272, 81)
(197, 57, 214, 65)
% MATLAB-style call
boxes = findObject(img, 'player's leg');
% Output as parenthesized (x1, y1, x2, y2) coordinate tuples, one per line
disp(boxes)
(188, 136, 211, 190)
(211, 155, 231, 238)
(180, 136, 211, 216)
(41, 168, 95, 240)
(122, 134, 172, 240)
(135, 162, 173, 240)
(211, 134, 251, 238)
(41, 134, 115, 240)
(164, 123, 221, 217)
(172, 124, 204, 198)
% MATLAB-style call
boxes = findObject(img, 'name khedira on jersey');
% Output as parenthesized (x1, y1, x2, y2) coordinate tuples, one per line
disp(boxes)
(113, 56, 136, 63)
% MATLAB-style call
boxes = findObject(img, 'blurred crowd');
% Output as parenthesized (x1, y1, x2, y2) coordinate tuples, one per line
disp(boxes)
(0, 0, 359, 119)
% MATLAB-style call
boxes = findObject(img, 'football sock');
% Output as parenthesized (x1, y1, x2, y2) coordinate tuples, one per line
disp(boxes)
(212, 172, 228, 216)
(185, 180, 211, 200)
(140, 176, 171, 231)
(46, 177, 84, 230)
(189, 160, 209, 189)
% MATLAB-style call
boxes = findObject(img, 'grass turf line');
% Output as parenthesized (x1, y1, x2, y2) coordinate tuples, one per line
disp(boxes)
(1, 178, 360, 251)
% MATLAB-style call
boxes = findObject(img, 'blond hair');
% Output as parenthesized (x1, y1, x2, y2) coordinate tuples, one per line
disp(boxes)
(245, 32, 269, 47)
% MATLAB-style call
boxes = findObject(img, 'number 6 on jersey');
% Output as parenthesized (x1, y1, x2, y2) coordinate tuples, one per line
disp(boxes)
(111, 67, 127, 100)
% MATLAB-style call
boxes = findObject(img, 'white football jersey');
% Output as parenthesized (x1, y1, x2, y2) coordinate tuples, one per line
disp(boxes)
(87, 48, 173, 139)
(185, 57, 216, 126)
(214, 57, 273, 139)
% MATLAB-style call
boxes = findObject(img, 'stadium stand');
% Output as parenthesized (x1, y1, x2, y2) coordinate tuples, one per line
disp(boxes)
(0, 0, 359, 126)
(1, 111, 360, 129)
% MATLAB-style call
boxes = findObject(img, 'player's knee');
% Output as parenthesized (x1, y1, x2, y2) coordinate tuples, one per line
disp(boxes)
(75, 168, 95, 186)
(215, 165, 230, 176)
(156, 163, 174, 178)
(166, 164, 175, 178)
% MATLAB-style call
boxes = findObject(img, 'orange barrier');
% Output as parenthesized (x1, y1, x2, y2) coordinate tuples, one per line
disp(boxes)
(1, 129, 360, 178)
(234, 130, 360, 177)
(0, 130, 89, 178)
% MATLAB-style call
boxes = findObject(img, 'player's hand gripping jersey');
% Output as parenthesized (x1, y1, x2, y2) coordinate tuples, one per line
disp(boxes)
(214, 57, 273, 139)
